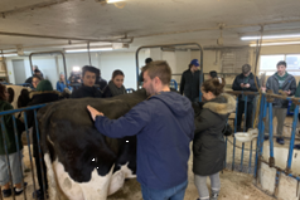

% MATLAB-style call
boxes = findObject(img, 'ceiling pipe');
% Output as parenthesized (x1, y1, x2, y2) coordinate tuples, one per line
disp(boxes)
(0, 31, 134, 44)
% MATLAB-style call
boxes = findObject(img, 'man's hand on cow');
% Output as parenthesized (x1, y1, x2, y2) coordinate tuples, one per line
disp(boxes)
(87, 105, 104, 121)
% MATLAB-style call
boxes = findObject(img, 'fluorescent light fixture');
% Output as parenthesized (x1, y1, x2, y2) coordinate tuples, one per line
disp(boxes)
(72, 66, 81, 72)
(249, 41, 300, 47)
(241, 34, 300, 40)
(1, 53, 18, 57)
(106, 0, 125, 3)
(65, 48, 113, 53)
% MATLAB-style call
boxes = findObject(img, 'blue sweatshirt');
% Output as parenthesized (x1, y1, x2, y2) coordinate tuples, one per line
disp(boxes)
(94, 92, 194, 190)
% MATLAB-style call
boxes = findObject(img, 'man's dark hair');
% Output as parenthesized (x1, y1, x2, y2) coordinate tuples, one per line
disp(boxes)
(82, 66, 99, 77)
(112, 70, 124, 79)
(145, 58, 153, 64)
(209, 71, 218, 78)
(277, 61, 287, 67)
(32, 74, 43, 81)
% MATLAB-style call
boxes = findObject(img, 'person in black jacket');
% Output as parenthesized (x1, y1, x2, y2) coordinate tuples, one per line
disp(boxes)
(103, 70, 127, 98)
(232, 64, 260, 131)
(26, 80, 60, 200)
(95, 69, 107, 92)
(25, 67, 43, 88)
(180, 59, 203, 102)
(193, 78, 236, 200)
(71, 66, 102, 98)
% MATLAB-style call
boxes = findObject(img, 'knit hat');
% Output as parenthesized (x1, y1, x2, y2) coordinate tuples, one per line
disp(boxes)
(36, 80, 53, 92)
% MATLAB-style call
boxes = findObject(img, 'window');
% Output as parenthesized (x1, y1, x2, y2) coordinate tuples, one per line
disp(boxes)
(260, 54, 300, 76)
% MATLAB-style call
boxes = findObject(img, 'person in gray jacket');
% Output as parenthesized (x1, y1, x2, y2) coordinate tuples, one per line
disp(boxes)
(193, 78, 236, 200)
(264, 61, 296, 145)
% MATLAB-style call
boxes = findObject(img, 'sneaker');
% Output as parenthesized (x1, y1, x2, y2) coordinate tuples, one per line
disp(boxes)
(2, 188, 12, 197)
(294, 144, 300, 150)
(276, 138, 284, 145)
(14, 182, 28, 196)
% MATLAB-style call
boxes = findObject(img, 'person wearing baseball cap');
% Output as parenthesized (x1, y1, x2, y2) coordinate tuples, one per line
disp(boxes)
(180, 59, 203, 102)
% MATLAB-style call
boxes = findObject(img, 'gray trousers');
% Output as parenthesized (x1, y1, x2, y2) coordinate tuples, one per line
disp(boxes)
(194, 173, 220, 200)
(264, 107, 287, 137)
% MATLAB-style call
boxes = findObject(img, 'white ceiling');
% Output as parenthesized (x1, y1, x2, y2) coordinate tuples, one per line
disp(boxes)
(1, 0, 300, 52)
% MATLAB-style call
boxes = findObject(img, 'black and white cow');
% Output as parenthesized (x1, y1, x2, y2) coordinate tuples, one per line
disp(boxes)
(37, 89, 148, 200)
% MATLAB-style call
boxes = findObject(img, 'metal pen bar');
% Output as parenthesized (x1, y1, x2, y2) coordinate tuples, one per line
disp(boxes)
(33, 109, 47, 200)
(29, 51, 68, 82)
(254, 94, 264, 177)
(240, 95, 248, 172)
(135, 43, 204, 97)
(286, 105, 300, 171)
(11, 116, 27, 200)
(23, 112, 37, 195)
(0, 117, 15, 200)
(268, 103, 274, 160)
(232, 96, 239, 170)
(0, 104, 46, 116)
(260, 95, 267, 156)
(248, 140, 253, 174)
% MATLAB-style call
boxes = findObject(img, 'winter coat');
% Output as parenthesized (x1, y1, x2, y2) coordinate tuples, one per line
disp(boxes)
(193, 93, 236, 176)
(266, 73, 296, 108)
(94, 92, 194, 190)
(180, 69, 203, 102)
(232, 73, 260, 102)
(0, 100, 25, 155)
(26, 91, 60, 157)
(71, 85, 103, 98)
(56, 80, 72, 93)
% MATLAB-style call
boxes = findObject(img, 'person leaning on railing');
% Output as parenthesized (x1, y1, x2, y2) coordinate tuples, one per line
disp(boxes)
(0, 84, 26, 197)
(264, 61, 296, 145)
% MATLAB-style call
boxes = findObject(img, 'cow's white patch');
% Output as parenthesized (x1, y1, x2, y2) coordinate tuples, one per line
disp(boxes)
(53, 160, 113, 200)
(107, 162, 136, 195)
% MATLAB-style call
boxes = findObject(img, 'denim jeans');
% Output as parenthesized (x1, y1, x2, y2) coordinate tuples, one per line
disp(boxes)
(141, 180, 188, 200)
(0, 151, 23, 185)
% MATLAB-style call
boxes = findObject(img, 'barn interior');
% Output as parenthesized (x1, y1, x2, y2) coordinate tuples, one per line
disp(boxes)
(1, 0, 300, 200)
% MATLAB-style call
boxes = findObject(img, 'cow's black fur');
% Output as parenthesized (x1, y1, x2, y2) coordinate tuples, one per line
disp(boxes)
(38, 89, 148, 183)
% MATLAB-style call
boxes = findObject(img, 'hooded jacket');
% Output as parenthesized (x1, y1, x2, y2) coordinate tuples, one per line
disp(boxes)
(232, 73, 260, 102)
(180, 69, 203, 101)
(266, 72, 296, 108)
(94, 91, 194, 190)
(193, 93, 236, 176)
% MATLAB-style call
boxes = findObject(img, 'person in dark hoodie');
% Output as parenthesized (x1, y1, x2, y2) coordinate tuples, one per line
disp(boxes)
(87, 61, 194, 200)
(193, 78, 236, 200)
(95, 68, 107, 92)
(232, 64, 260, 131)
(103, 70, 127, 98)
(71, 66, 102, 98)
(180, 59, 203, 102)
(264, 61, 296, 145)
(26, 80, 60, 200)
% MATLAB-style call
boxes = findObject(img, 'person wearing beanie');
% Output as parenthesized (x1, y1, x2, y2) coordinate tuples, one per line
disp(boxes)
(26, 80, 60, 200)
(232, 64, 260, 131)
(180, 59, 204, 102)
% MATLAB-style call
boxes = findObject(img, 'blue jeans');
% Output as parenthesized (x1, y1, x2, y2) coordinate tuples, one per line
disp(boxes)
(141, 180, 188, 200)
(0, 151, 23, 185)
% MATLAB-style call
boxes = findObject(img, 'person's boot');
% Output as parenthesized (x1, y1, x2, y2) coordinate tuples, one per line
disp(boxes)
(2, 188, 12, 197)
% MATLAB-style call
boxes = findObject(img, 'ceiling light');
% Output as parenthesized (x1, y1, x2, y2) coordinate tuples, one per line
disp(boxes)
(0, 53, 18, 57)
(249, 41, 300, 47)
(106, 0, 125, 3)
(65, 48, 113, 53)
(241, 34, 300, 41)
(72, 66, 81, 72)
